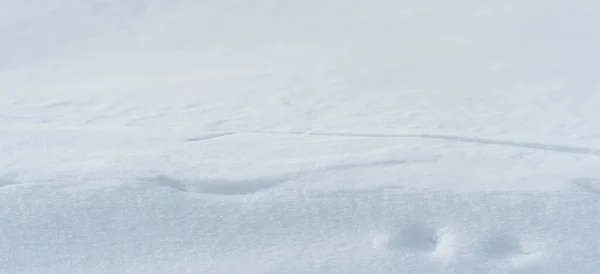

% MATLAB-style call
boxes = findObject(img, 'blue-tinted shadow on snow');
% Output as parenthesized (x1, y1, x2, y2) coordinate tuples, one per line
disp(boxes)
(140, 158, 427, 196)
(571, 178, 600, 195)
(0, 179, 20, 188)
(141, 175, 283, 195)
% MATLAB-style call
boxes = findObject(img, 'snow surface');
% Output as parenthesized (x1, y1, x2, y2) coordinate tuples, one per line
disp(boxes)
(2, 0, 600, 273)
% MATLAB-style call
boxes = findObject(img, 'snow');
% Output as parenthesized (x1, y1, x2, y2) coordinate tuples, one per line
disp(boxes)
(1, 0, 600, 273)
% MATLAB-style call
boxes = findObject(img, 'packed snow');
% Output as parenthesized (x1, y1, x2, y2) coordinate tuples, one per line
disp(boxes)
(2, 1, 600, 273)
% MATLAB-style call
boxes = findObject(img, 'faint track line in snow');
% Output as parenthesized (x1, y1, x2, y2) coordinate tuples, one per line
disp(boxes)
(44, 100, 73, 109)
(186, 133, 235, 142)
(316, 158, 438, 173)
(244, 130, 600, 157)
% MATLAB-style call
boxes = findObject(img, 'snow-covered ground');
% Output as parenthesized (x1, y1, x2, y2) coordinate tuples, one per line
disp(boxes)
(2, 1, 600, 273)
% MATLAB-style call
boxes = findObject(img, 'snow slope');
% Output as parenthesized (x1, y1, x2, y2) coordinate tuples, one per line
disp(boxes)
(2, 0, 600, 273)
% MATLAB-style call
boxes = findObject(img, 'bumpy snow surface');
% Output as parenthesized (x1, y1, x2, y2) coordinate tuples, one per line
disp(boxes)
(2, 1, 600, 273)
